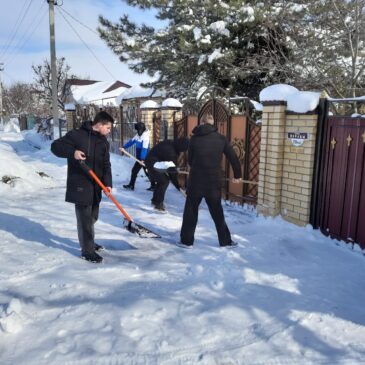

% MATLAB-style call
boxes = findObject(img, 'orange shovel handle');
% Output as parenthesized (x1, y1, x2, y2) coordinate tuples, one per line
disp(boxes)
(85, 166, 133, 222)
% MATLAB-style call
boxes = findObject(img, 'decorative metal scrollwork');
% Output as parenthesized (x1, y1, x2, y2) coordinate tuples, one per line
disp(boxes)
(231, 137, 245, 164)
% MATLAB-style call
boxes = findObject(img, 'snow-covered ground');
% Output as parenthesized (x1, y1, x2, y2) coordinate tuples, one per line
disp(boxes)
(0, 128, 365, 365)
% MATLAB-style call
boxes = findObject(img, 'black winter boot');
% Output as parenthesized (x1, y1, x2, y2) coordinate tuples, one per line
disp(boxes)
(81, 252, 103, 263)
(94, 243, 105, 251)
(123, 183, 134, 190)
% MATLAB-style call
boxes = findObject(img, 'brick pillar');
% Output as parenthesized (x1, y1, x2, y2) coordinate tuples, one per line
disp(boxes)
(141, 108, 158, 146)
(257, 102, 319, 226)
(65, 104, 76, 131)
(257, 102, 287, 217)
(161, 107, 182, 140)
(281, 113, 318, 225)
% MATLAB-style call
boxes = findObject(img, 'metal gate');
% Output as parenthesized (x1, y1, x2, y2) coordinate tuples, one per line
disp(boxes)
(311, 97, 365, 249)
(176, 96, 261, 205)
(320, 116, 365, 248)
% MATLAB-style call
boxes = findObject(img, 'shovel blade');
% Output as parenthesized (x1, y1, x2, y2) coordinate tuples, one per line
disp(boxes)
(124, 220, 161, 238)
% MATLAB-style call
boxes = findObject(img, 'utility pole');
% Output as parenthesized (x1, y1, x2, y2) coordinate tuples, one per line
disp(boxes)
(0, 62, 4, 125)
(48, 0, 60, 138)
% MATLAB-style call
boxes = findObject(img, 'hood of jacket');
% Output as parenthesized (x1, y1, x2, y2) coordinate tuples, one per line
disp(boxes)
(192, 123, 217, 136)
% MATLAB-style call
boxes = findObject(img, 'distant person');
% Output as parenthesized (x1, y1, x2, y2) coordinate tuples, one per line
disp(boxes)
(145, 138, 189, 211)
(178, 114, 242, 248)
(122, 122, 155, 191)
(51, 111, 114, 263)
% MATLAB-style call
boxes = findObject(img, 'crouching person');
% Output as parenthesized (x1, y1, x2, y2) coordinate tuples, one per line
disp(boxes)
(145, 138, 189, 211)
(51, 111, 114, 263)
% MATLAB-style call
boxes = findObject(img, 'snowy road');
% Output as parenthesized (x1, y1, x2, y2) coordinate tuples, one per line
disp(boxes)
(0, 129, 365, 365)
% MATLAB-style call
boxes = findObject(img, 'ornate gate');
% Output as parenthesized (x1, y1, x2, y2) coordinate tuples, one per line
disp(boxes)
(194, 97, 261, 204)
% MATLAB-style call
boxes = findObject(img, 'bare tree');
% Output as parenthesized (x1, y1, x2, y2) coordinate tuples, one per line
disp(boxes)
(32, 57, 77, 111)
(3, 82, 54, 118)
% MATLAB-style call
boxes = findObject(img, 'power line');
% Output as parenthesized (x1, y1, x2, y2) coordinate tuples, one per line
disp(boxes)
(57, 6, 99, 36)
(0, 0, 34, 61)
(5, 3, 48, 66)
(56, 6, 117, 81)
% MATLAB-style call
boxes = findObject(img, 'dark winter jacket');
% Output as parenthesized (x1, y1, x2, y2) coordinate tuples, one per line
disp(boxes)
(51, 121, 112, 205)
(187, 123, 241, 197)
(145, 138, 189, 189)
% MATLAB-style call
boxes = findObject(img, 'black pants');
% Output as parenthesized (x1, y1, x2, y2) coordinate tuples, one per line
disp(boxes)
(75, 204, 99, 255)
(180, 195, 232, 246)
(128, 161, 149, 187)
(150, 170, 170, 204)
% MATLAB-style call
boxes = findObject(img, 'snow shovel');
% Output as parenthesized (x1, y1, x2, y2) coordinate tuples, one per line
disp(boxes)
(119, 148, 146, 167)
(79, 161, 160, 238)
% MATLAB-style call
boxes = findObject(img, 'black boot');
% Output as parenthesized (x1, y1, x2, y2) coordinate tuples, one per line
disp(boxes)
(94, 243, 105, 251)
(81, 252, 103, 263)
(146, 185, 156, 191)
(153, 202, 166, 211)
(123, 183, 134, 190)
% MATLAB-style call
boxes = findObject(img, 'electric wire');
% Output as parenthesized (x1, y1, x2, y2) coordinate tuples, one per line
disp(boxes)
(0, 0, 34, 61)
(5, 3, 48, 66)
(57, 6, 99, 36)
(56, 6, 117, 81)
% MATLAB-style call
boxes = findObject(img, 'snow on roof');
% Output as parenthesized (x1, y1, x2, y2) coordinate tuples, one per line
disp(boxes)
(259, 84, 320, 113)
(140, 100, 160, 109)
(161, 98, 182, 108)
(116, 85, 165, 104)
(71, 81, 129, 106)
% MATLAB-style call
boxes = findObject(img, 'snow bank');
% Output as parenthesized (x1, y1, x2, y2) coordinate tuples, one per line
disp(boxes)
(0, 136, 55, 192)
(259, 84, 320, 113)
(0, 298, 29, 334)
(4, 118, 20, 133)
(162, 98, 182, 108)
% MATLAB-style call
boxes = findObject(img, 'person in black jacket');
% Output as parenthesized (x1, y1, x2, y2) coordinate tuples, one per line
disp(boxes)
(178, 114, 242, 248)
(51, 111, 114, 263)
(145, 138, 189, 211)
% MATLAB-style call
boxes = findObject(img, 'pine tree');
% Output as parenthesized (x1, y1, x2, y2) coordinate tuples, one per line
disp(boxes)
(98, 0, 293, 99)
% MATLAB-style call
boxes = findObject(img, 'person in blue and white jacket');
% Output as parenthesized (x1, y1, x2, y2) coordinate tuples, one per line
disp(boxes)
(122, 122, 155, 191)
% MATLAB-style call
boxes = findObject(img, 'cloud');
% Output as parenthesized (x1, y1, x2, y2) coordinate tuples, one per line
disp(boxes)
(0, 0, 162, 86)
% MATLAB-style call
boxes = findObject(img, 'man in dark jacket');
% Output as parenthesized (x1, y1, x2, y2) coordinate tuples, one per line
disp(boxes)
(145, 137, 189, 211)
(179, 114, 242, 248)
(51, 111, 114, 263)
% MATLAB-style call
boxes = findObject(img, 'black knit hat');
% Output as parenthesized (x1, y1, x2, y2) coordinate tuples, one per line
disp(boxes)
(134, 122, 146, 135)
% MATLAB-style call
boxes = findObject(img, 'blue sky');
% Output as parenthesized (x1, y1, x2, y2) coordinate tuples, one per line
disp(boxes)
(0, 0, 163, 87)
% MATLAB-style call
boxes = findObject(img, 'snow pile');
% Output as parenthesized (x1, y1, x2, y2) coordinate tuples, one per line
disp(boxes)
(23, 129, 52, 150)
(161, 98, 182, 108)
(140, 100, 160, 109)
(0, 136, 54, 192)
(4, 117, 20, 133)
(260, 84, 321, 113)
(0, 299, 25, 334)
